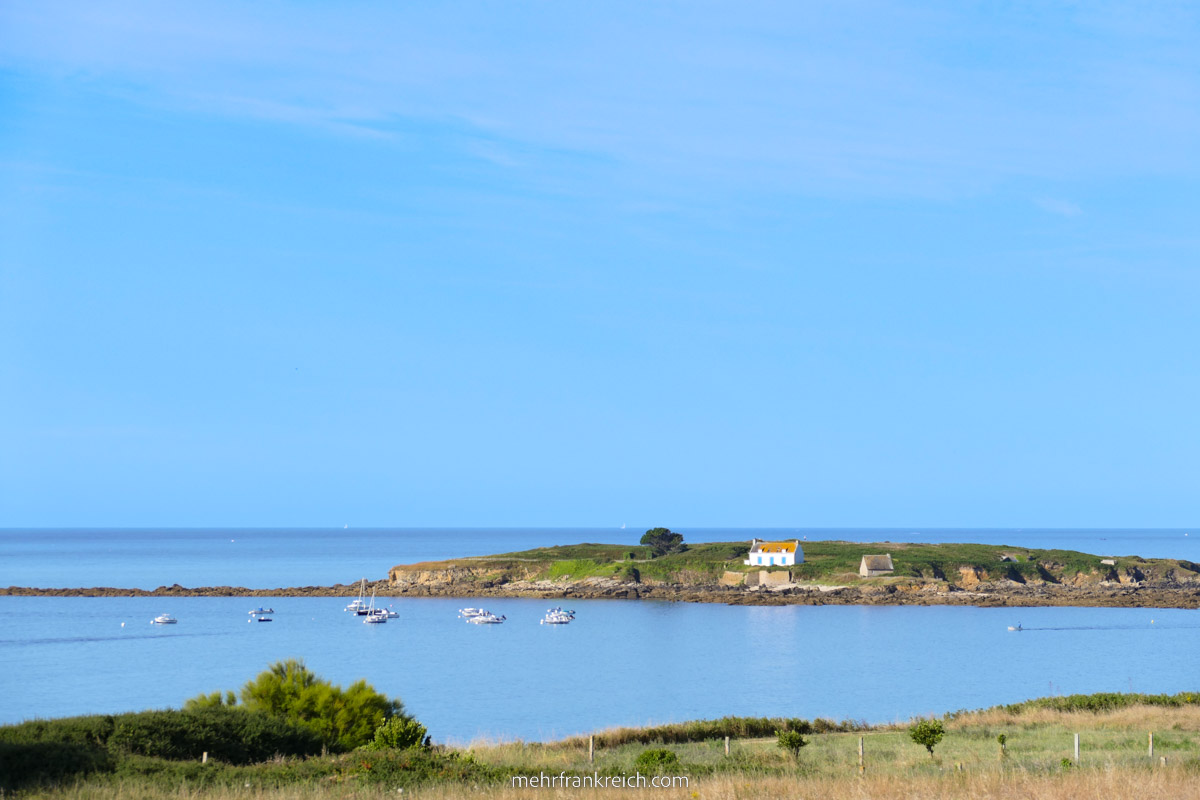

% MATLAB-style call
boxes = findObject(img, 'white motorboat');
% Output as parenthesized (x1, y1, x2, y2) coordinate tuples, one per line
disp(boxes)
(363, 613, 386, 624)
(458, 607, 486, 618)
(346, 579, 368, 612)
(151, 613, 177, 625)
(372, 607, 399, 619)
(248, 607, 275, 615)
(541, 612, 573, 625)
(468, 613, 506, 624)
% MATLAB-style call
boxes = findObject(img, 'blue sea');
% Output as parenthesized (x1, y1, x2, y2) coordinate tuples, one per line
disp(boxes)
(1, 528, 1198, 742)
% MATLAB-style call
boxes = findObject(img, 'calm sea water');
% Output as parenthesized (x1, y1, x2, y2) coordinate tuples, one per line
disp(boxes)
(1, 529, 1198, 741)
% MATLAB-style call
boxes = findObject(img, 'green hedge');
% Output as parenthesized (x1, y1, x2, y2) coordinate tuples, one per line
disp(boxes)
(0, 707, 322, 792)
(1000, 692, 1200, 715)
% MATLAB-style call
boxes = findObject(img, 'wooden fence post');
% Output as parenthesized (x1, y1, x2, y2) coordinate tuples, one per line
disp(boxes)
(588, 735, 594, 763)
(858, 736, 864, 774)
(1148, 732, 1154, 759)
(1073, 733, 1080, 763)
(202, 751, 208, 764)
(724, 736, 729, 756)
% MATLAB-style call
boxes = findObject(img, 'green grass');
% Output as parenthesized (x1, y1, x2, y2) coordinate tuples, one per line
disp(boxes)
(10, 693, 1200, 796)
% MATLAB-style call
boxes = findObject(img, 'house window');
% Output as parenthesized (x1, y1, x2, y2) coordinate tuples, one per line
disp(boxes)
(769, 557, 774, 566)
(757, 556, 762, 565)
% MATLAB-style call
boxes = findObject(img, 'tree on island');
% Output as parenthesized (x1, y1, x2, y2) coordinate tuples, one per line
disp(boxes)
(640, 527, 687, 557)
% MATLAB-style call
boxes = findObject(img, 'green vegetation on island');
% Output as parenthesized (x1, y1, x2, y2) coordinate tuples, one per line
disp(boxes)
(389, 529, 1200, 592)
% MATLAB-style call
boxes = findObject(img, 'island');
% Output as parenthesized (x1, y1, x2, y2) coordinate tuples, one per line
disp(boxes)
(385, 539, 1200, 608)
(11, 538, 1198, 609)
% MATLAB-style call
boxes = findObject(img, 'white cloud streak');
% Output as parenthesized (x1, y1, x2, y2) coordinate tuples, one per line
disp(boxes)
(2, 0, 1198, 199)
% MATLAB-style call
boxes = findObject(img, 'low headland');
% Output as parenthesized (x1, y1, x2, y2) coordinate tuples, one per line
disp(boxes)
(10, 539, 1200, 609)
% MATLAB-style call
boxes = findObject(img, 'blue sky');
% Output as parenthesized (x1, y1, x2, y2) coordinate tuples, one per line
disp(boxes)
(2, 1, 1198, 527)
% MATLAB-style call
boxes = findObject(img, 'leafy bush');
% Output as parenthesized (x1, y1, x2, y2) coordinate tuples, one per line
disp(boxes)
(909, 719, 945, 756)
(107, 707, 323, 763)
(0, 707, 320, 791)
(0, 740, 114, 791)
(776, 730, 808, 759)
(353, 748, 514, 788)
(0, 714, 116, 748)
(634, 748, 680, 774)
(191, 659, 409, 752)
(365, 717, 429, 751)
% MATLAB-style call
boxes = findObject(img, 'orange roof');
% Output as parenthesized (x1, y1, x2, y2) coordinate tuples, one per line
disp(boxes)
(754, 541, 796, 553)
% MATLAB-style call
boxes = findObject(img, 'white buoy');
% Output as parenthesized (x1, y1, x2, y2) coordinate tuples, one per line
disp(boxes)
(120, 622, 125, 628)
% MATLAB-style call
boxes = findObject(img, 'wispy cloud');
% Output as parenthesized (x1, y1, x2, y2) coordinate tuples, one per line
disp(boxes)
(1035, 197, 1083, 217)
(2, 1, 1199, 199)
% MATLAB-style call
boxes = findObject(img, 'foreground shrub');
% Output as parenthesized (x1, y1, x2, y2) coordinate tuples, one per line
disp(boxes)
(0, 740, 113, 791)
(188, 659, 410, 752)
(634, 748, 680, 774)
(107, 706, 323, 763)
(776, 730, 808, 759)
(365, 716, 429, 750)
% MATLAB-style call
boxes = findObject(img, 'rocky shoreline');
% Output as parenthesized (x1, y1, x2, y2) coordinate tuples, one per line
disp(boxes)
(5, 578, 1200, 608)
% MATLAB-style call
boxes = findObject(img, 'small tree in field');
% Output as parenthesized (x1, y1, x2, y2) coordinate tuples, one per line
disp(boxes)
(776, 729, 808, 760)
(908, 718, 945, 757)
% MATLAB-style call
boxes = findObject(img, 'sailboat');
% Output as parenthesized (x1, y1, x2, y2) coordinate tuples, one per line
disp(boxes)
(363, 590, 386, 624)
(345, 579, 368, 613)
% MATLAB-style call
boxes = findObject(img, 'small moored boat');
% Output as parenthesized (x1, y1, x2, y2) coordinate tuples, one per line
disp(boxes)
(362, 590, 387, 624)
(151, 613, 177, 625)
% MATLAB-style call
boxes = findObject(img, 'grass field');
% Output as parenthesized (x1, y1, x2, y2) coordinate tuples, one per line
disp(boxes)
(10, 698, 1200, 799)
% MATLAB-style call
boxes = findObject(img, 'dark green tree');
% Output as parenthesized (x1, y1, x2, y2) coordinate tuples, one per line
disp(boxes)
(908, 718, 945, 757)
(640, 528, 686, 557)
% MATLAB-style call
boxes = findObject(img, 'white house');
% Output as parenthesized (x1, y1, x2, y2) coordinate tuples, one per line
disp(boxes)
(744, 539, 804, 567)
